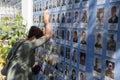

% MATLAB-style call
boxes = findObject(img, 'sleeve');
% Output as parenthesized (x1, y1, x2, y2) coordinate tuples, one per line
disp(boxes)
(30, 50, 35, 67)
(30, 36, 49, 49)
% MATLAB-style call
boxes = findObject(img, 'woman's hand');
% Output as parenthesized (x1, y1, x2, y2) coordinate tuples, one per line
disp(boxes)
(44, 10, 51, 39)
(44, 10, 50, 24)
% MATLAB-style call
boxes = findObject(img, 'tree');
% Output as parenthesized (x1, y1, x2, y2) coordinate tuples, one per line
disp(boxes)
(0, 14, 27, 66)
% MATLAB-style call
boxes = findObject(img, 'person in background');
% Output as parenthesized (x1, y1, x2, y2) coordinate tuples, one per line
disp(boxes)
(6, 10, 50, 80)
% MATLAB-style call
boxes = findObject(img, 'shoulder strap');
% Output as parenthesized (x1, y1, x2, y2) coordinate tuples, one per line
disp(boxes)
(9, 39, 26, 61)
(14, 40, 26, 54)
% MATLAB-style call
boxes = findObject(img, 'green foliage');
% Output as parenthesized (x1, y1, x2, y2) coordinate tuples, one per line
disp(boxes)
(1, 45, 11, 59)
(0, 14, 27, 62)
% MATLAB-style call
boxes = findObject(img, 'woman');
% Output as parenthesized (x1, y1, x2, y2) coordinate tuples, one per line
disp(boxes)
(6, 11, 50, 80)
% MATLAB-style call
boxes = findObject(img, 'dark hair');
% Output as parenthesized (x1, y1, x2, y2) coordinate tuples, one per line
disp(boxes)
(97, 33, 101, 38)
(72, 69, 76, 73)
(74, 31, 77, 34)
(82, 31, 86, 35)
(112, 6, 117, 12)
(110, 34, 114, 40)
(27, 26, 44, 39)
(75, 11, 78, 14)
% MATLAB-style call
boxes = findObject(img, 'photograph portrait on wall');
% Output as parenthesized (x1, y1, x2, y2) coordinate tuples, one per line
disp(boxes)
(108, 6, 119, 30)
(96, 8, 104, 29)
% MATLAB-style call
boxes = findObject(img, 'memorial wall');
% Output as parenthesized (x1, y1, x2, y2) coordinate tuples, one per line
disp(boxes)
(33, 0, 120, 80)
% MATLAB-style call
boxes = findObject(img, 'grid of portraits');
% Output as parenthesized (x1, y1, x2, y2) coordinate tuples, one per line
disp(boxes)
(33, 0, 120, 80)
